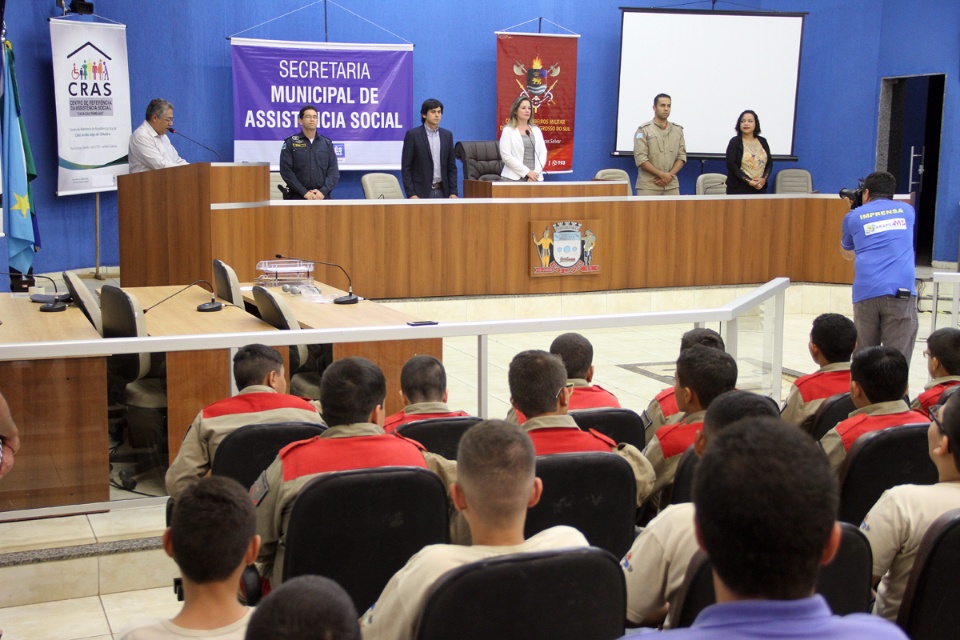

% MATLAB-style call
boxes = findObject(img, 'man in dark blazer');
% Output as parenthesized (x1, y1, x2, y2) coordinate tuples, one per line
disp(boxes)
(401, 98, 458, 199)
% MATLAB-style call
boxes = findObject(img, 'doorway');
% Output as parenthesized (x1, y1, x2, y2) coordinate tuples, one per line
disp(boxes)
(877, 74, 945, 266)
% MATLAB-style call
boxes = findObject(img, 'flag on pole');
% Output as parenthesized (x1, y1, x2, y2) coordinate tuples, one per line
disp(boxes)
(2, 39, 39, 275)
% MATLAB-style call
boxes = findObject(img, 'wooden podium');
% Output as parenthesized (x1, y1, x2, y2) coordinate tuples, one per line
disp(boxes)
(464, 179, 631, 198)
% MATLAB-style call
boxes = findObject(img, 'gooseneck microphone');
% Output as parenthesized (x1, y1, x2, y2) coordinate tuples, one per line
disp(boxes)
(168, 128, 224, 161)
(143, 280, 223, 314)
(275, 254, 359, 305)
(0, 273, 67, 312)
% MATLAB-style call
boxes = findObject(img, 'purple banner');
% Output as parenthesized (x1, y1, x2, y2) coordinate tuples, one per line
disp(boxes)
(231, 39, 413, 170)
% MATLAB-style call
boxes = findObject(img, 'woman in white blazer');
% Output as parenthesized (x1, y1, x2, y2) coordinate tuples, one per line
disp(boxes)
(499, 96, 548, 181)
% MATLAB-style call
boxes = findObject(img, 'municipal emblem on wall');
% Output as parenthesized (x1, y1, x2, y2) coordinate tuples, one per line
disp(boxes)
(513, 55, 560, 110)
(532, 221, 600, 276)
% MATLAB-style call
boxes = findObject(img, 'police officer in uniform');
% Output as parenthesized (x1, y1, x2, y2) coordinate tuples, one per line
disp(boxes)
(633, 93, 686, 196)
(279, 105, 340, 200)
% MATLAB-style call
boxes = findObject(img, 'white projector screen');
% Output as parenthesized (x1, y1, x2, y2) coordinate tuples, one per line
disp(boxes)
(615, 9, 805, 158)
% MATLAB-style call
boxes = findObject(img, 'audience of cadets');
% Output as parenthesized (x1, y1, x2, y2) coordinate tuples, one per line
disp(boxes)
(622, 391, 779, 629)
(360, 420, 588, 640)
(780, 314, 857, 429)
(911, 327, 960, 418)
(382, 355, 470, 434)
(119, 477, 258, 639)
(862, 393, 960, 622)
(643, 345, 738, 499)
(252, 357, 456, 589)
(165, 345, 323, 499)
(642, 328, 726, 440)
(245, 575, 359, 640)
(506, 350, 655, 506)
(819, 346, 927, 473)
(653, 418, 908, 640)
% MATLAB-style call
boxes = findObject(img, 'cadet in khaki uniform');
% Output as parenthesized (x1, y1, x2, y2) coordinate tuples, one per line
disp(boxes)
(165, 344, 323, 499)
(910, 327, 960, 418)
(252, 357, 456, 588)
(633, 93, 686, 195)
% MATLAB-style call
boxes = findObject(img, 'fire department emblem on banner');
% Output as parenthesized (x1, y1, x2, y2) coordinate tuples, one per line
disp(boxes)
(531, 221, 600, 276)
(514, 55, 560, 110)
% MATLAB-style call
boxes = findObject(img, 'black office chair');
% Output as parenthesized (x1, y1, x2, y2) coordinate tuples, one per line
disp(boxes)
(837, 423, 937, 525)
(666, 446, 698, 506)
(817, 522, 873, 615)
(416, 547, 625, 640)
(211, 421, 327, 489)
(454, 141, 503, 182)
(395, 416, 481, 460)
(897, 508, 960, 639)
(810, 392, 856, 440)
(101, 285, 168, 490)
(669, 550, 715, 628)
(282, 466, 449, 614)
(570, 407, 646, 450)
(252, 285, 321, 399)
(931, 384, 960, 416)
(524, 452, 636, 558)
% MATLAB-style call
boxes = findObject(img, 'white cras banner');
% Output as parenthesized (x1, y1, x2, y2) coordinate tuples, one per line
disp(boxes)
(49, 19, 132, 195)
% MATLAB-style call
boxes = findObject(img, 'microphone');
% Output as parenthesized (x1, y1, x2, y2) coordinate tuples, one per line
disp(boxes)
(1, 273, 67, 312)
(274, 254, 359, 305)
(143, 280, 223, 314)
(168, 127, 224, 161)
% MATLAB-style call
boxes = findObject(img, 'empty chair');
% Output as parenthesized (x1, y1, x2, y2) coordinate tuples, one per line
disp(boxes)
(211, 421, 327, 489)
(361, 172, 404, 199)
(455, 141, 503, 182)
(817, 522, 873, 615)
(897, 508, 960, 639)
(837, 423, 937, 525)
(593, 168, 632, 195)
(416, 547, 625, 640)
(251, 285, 321, 399)
(696, 173, 727, 195)
(212, 259, 244, 307)
(395, 416, 482, 460)
(100, 285, 168, 490)
(809, 392, 857, 440)
(282, 466, 449, 614)
(524, 452, 636, 558)
(569, 407, 646, 450)
(269, 171, 287, 200)
(774, 168, 813, 194)
(62, 270, 102, 334)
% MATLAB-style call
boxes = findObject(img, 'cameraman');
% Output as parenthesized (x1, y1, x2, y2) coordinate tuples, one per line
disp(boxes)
(840, 171, 917, 363)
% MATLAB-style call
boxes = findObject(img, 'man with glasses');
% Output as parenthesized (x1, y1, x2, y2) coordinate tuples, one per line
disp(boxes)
(506, 349, 654, 506)
(861, 393, 960, 621)
(128, 98, 189, 173)
(279, 105, 340, 200)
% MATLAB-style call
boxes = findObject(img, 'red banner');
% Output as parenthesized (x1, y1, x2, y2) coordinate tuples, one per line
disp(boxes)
(496, 33, 578, 173)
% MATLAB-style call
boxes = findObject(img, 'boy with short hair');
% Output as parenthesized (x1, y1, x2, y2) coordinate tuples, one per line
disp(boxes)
(383, 355, 470, 433)
(911, 327, 960, 418)
(245, 575, 360, 640)
(781, 314, 857, 428)
(119, 477, 259, 639)
(549, 332, 621, 411)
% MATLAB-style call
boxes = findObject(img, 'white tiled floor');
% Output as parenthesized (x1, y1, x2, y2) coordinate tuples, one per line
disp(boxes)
(0, 276, 945, 639)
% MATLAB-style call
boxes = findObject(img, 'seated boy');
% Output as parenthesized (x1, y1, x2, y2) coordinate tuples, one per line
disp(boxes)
(245, 575, 360, 640)
(550, 332, 621, 411)
(819, 346, 927, 473)
(118, 476, 259, 639)
(359, 420, 588, 640)
(781, 313, 857, 428)
(383, 355, 470, 433)
(911, 327, 960, 418)
(165, 344, 323, 498)
(642, 328, 726, 440)
(643, 345, 738, 497)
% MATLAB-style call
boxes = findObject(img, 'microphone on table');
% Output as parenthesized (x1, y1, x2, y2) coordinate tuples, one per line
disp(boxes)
(0, 273, 67, 312)
(143, 280, 223, 314)
(168, 127, 224, 161)
(275, 254, 359, 305)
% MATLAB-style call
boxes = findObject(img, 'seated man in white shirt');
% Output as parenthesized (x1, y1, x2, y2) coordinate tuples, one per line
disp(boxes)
(359, 419, 588, 640)
(128, 98, 189, 173)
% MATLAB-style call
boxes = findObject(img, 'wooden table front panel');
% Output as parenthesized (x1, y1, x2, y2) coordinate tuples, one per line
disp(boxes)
(464, 180, 632, 198)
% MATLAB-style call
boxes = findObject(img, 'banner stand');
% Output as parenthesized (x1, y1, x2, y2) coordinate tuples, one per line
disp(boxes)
(94, 193, 103, 279)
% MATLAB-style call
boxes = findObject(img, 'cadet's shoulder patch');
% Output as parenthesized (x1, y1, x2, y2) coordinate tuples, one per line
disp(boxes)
(250, 471, 269, 506)
(281, 142, 286, 150)
(636, 132, 643, 139)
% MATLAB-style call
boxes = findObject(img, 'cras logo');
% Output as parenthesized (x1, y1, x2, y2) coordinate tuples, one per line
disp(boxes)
(512, 54, 561, 111)
(65, 41, 113, 116)
(532, 221, 600, 276)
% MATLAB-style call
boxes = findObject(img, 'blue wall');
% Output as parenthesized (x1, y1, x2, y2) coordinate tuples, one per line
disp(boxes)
(3, 0, 958, 289)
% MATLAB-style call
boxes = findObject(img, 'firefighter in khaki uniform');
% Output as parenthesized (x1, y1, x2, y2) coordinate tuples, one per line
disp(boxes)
(252, 357, 456, 589)
(633, 93, 686, 196)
